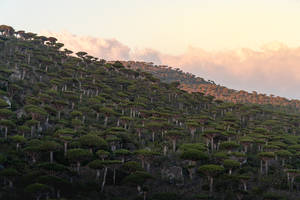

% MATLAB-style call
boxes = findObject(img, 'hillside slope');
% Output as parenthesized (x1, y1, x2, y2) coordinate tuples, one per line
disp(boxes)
(119, 61, 300, 112)
(1, 25, 300, 200)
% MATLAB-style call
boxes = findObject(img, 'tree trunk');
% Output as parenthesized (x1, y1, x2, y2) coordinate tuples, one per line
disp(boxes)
(8, 180, 13, 188)
(32, 155, 36, 163)
(163, 145, 167, 156)
(50, 151, 53, 163)
(113, 168, 116, 184)
(146, 162, 151, 172)
(137, 185, 142, 194)
(172, 139, 176, 152)
(188, 168, 194, 180)
(138, 131, 141, 141)
(152, 132, 155, 142)
(291, 176, 295, 191)
(16, 143, 20, 151)
(22, 70, 26, 80)
(141, 159, 145, 169)
(58, 111, 61, 120)
(56, 190, 61, 199)
(96, 170, 100, 180)
(4, 127, 7, 139)
(209, 177, 213, 196)
(190, 129, 195, 139)
(104, 116, 108, 127)
(242, 181, 247, 191)
(101, 167, 108, 192)
(82, 115, 85, 124)
(31, 126, 34, 137)
(77, 161, 81, 174)
(64, 142, 68, 157)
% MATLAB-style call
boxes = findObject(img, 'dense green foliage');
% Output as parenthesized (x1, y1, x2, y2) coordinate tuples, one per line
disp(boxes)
(1, 25, 300, 200)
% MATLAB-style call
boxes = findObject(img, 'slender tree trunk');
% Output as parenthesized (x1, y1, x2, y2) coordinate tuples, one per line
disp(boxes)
(152, 132, 155, 142)
(104, 116, 108, 127)
(50, 151, 53, 163)
(77, 161, 81, 174)
(138, 131, 141, 141)
(4, 127, 7, 139)
(28, 54, 30, 64)
(56, 190, 61, 199)
(141, 159, 145, 169)
(190, 129, 195, 139)
(188, 168, 194, 180)
(163, 145, 167, 156)
(209, 177, 213, 196)
(96, 170, 100, 180)
(172, 139, 176, 152)
(137, 185, 142, 194)
(64, 142, 68, 157)
(113, 168, 116, 184)
(242, 181, 247, 191)
(101, 167, 108, 192)
(8, 180, 13, 188)
(146, 162, 150, 172)
(32, 155, 36, 163)
(291, 176, 295, 191)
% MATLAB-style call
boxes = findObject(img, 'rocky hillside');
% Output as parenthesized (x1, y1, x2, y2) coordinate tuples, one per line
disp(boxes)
(2, 25, 300, 200)
(119, 61, 300, 112)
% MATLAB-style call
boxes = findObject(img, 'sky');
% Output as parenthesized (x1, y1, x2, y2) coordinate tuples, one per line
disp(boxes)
(3, 0, 300, 99)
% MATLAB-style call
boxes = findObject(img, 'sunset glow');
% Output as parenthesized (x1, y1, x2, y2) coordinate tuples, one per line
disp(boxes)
(4, 0, 300, 98)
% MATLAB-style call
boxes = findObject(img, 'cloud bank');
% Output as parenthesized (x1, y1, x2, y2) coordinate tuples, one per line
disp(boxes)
(41, 31, 131, 60)
(41, 31, 300, 99)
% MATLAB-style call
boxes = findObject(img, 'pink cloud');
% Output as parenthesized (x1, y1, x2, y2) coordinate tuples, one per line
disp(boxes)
(40, 31, 131, 60)
(159, 43, 300, 99)
(39, 31, 300, 99)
